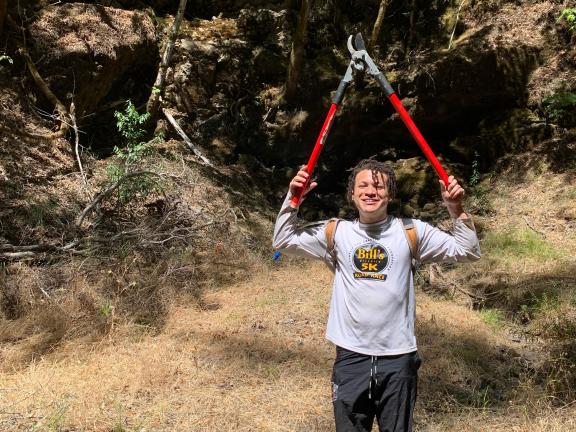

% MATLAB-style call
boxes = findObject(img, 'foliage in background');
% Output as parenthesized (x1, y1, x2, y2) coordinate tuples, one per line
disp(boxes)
(114, 100, 150, 150)
(482, 228, 560, 261)
(468, 151, 492, 214)
(542, 92, 576, 126)
(479, 308, 504, 331)
(557, 8, 576, 32)
(107, 101, 161, 205)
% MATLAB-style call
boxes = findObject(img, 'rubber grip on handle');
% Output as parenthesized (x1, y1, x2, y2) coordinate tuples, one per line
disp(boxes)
(375, 72, 395, 96)
(332, 80, 350, 105)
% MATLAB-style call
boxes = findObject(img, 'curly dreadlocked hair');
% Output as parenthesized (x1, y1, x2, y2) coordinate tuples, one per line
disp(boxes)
(346, 159, 397, 203)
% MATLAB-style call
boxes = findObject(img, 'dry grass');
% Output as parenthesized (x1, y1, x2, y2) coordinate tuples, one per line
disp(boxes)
(0, 141, 273, 370)
(0, 261, 333, 431)
(0, 257, 575, 431)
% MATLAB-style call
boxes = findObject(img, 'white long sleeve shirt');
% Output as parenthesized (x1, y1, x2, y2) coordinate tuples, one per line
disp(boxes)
(273, 194, 481, 356)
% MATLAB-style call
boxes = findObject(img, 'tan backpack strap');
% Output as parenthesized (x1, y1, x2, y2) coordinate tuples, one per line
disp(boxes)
(325, 219, 338, 250)
(401, 218, 418, 262)
(325, 218, 339, 265)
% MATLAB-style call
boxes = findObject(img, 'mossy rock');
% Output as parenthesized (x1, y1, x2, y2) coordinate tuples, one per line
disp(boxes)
(392, 157, 440, 211)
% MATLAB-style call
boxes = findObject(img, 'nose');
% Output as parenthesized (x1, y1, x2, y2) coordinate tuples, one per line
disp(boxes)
(365, 185, 377, 196)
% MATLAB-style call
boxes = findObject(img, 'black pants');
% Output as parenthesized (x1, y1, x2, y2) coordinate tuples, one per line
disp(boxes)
(332, 347, 421, 432)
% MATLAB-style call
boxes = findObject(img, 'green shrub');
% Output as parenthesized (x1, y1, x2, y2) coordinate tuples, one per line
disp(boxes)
(558, 8, 576, 32)
(542, 92, 576, 126)
(107, 101, 162, 205)
(479, 308, 504, 331)
(112, 100, 153, 174)
(518, 291, 560, 321)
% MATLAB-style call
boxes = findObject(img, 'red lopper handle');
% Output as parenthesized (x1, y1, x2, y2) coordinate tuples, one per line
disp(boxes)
(387, 93, 450, 186)
(290, 103, 339, 207)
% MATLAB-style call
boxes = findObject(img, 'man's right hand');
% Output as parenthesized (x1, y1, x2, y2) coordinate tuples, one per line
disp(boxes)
(289, 168, 318, 208)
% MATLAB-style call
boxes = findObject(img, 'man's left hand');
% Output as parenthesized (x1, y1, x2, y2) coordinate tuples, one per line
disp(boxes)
(440, 176, 464, 204)
(440, 176, 467, 219)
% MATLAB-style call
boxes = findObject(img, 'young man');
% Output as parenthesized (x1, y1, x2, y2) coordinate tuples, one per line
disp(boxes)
(272, 159, 481, 432)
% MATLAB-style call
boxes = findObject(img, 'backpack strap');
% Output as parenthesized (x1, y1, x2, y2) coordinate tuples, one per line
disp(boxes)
(325, 218, 340, 265)
(401, 218, 419, 269)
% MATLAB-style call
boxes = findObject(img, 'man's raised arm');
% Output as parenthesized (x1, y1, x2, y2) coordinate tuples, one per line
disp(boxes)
(272, 169, 331, 262)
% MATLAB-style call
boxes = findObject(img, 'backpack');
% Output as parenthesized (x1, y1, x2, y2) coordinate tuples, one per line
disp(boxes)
(325, 218, 419, 269)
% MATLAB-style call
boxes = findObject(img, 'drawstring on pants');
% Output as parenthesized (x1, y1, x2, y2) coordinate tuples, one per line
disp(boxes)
(369, 356, 379, 400)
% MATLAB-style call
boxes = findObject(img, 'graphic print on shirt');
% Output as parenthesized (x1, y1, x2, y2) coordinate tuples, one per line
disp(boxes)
(349, 240, 394, 280)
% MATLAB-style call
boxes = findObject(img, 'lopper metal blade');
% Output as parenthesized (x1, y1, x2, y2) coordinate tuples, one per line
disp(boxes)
(354, 33, 366, 52)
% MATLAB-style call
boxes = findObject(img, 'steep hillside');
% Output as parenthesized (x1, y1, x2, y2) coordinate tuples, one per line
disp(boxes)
(0, 0, 575, 430)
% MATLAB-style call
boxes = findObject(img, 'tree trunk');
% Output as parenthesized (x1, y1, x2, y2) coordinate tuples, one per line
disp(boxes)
(146, 0, 188, 116)
(404, 0, 416, 59)
(368, 0, 389, 52)
(0, 0, 6, 37)
(284, 0, 310, 103)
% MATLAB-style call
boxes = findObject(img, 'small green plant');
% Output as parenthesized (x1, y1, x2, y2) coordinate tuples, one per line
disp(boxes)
(31, 398, 69, 431)
(99, 301, 113, 318)
(112, 423, 128, 432)
(532, 291, 560, 315)
(468, 151, 491, 214)
(114, 100, 150, 156)
(471, 386, 494, 410)
(479, 308, 504, 331)
(542, 92, 576, 124)
(469, 151, 481, 188)
(558, 8, 576, 32)
(107, 101, 161, 205)
(518, 291, 562, 325)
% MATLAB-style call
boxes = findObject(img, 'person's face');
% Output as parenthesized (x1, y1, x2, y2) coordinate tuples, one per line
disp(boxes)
(351, 169, 392, 223)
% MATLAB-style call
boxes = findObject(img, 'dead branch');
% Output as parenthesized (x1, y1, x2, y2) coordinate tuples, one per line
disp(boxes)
(454, 285, 488, 301)
(147, 0, 188, 116)
(285, 0, 310, 102)
(0, 240, 79, 253)
(404, 0, 416, 59)
(38, 286, 52, 300)
(0, 240, 81, 259)
(0, 124, 67, 141)
(18, 46, 69, 135)
(0, 251, 36, 259)
(448, 0, 466, 50)
(368, 0, 389, 52)
(75, 171, 163, 228)
(428, 263, 492, 302)
(70, 102, 88, 188)
(162, 108, 212, 166)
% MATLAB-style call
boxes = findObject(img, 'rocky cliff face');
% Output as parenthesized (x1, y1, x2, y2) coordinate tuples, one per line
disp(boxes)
(149, 0, 575, 216)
